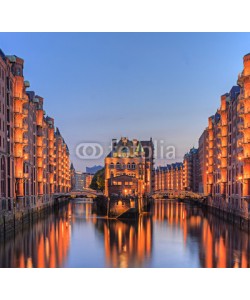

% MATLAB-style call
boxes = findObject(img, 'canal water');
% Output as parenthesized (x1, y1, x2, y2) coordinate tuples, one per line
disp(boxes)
(0, 200, 249, 268)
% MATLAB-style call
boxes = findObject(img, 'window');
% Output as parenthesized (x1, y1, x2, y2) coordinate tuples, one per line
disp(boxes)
(121, 147, 129, 157)
(1, 156, 6, 197)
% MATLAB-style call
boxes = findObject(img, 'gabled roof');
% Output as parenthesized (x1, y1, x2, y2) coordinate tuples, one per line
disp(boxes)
(0, 49, 6, 62)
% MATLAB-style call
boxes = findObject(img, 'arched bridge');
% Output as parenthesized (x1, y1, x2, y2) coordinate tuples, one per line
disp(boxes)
(54, 189, 103, 200)
(153, 189, 203, 200)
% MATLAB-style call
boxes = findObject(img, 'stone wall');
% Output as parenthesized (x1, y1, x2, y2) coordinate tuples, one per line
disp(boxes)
(108, 198, 136, 218)
(0, 197, 69, 238)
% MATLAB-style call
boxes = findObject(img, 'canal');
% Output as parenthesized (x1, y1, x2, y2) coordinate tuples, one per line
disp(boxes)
(0, 200, 249, 268)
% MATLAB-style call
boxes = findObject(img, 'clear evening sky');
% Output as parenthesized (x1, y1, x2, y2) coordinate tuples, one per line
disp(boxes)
(1, 33, 250, 171)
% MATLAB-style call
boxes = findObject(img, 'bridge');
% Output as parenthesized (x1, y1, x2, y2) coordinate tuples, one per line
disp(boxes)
(153, 189, 203, 200)
(54, 188, 103, 200)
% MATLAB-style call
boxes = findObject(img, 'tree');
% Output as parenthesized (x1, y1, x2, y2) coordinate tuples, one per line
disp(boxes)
(90, 167, 105, 191)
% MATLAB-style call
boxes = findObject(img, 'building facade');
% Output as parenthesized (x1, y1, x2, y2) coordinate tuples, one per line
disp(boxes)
(83, 173, 94, 189)
(197, 53, 250, 219)
(0, 49, 71, 215)
(154, 163, 184, 192)
(198, 128, 208, 195)
(0, 50, 15, 212)
(70, 163, 76, 191)
(74, 171, 84, 191)
(183, 147, 199, 192)
(104, 137, 154, 197)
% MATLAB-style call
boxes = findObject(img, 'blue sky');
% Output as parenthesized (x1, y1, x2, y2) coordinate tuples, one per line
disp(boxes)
(1, 33, 250, 171)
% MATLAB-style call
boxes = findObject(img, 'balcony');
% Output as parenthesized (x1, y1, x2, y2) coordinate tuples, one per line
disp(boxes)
(13, 94, 29, 102)
(244, 109, 250, 115)
(244, 158, 250, 166)
(14, 123, 23, 129)
(14, 137, 23, 144)
(243, 138, 250, 144)
(14, 108, 23, 115)
(14, 149, 23, 158)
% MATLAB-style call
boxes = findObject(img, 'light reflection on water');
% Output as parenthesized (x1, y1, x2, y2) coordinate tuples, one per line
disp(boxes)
(0, 200, 250, 268)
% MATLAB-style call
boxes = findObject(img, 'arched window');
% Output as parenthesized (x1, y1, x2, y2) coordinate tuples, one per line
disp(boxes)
(131, 162, 136, 170)
(110, 163, 114, 169)
(116, 162, 121, 169)
(1, 156, 6, 198)
(127, 163, 131, 169)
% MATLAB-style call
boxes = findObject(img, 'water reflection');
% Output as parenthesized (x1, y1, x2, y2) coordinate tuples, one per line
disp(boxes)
(153, 201, 250, 268)
(0, 205, 71, 268)
(95, 216, 153, 268)
(0, 200, 250, 267)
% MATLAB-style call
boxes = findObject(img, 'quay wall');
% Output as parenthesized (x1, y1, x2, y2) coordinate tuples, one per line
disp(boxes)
(182, 197, 250, 232)
(0, 196, 69, 239)
(205, 204, 250, 232)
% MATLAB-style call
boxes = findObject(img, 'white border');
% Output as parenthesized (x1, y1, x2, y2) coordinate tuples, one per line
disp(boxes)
(0, 0, 250, 32)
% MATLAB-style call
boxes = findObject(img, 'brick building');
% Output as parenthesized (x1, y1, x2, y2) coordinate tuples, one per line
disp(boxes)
(183, 147, 199, 192)
(154, 163, 184, 192)
(104, 137, 154, 197)
(0, 48, 71, 214)
(198, 53, 250, 218)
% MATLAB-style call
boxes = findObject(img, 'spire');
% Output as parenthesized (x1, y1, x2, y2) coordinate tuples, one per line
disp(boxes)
(55, 127, 61, 136)
(136, 141, 144, 154)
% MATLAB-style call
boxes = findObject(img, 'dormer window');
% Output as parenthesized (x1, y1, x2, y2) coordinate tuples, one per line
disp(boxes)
(121, 146, 129, 157)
